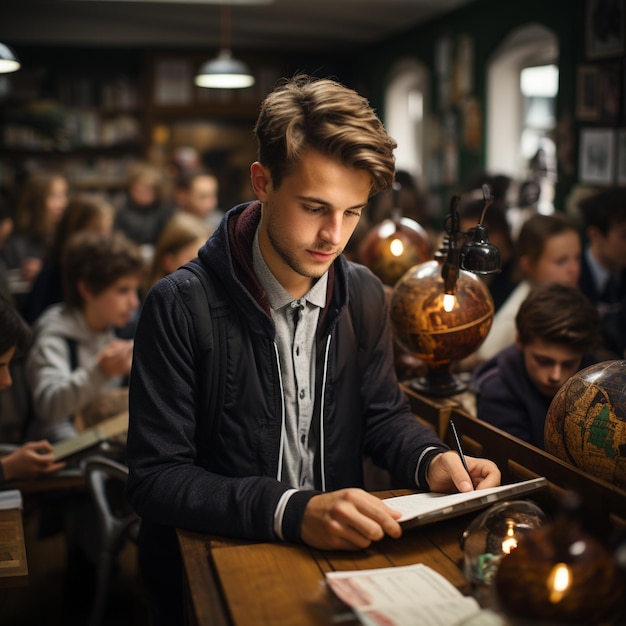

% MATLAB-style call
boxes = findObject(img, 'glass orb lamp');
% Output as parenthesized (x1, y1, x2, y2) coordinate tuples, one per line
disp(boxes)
(494, 492, 626, 624)
(358, 214, 432, 287)
(461, 500, 547, 588)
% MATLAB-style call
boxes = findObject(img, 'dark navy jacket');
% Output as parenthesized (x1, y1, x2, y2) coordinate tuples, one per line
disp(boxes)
(126, 201, 446, 544)
(578, 252, 626, 359)
(471, 345, 595, 449)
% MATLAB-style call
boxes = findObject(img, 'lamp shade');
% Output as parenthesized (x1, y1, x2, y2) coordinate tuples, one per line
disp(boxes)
(0, 43, 20, 74)
(461, 224, 501, 275)
(195, 50, 255, 89)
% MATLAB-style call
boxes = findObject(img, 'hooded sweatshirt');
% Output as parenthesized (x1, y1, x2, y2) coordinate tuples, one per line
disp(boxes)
(26, 303, 124, 442)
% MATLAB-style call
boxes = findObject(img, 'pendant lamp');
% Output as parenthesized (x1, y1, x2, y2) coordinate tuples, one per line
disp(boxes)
(195, 4, 255, 89)
(0, 43, 20, 74)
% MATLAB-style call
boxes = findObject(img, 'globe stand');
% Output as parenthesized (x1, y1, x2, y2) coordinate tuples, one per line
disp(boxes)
(406, 362, 467, 397)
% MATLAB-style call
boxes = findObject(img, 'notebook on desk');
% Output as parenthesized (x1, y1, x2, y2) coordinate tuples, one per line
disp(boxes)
(383, 477, 548, 529)
(51, 411, 129, 461)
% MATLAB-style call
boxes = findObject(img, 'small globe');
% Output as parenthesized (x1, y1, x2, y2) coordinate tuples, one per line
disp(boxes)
(545, 360, 626, 489)
(358, 216, 431, 286)
(389, 259, 494, 395)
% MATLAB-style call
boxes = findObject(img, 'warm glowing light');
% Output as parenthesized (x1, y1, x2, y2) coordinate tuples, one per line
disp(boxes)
(389, 238, 404, 257)
(547, 563, 571, 603)
(443, 293, 456, 312)
(501, 521, 518, 554)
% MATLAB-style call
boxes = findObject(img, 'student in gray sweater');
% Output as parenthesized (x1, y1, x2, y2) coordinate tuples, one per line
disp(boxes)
(25, 231, 144, 442)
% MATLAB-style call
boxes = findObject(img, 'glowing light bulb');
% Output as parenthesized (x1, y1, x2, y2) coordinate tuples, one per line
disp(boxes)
(501, 521, 518, 554)
(443, 293, 456, 312)
(389, 238, 404, 257)
(547, 563, 571, 603)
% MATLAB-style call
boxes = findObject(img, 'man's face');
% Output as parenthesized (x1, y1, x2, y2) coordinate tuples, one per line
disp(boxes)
(251, 149, 371, 297)
(590, 221, 626, 270)
(186, 175, 219, 217)
(518, 336, 583, 398)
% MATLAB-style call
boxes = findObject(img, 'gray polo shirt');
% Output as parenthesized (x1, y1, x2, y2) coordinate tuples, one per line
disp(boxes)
(252, 228, 328, 489)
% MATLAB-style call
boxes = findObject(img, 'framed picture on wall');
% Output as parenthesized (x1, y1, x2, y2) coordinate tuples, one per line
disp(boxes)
(616, 129, 626, 184)
(586, 0, 625, 58)
(599, 61, 622, 121)
(579, 128, 615, 184)
(577, 65, 601, 119)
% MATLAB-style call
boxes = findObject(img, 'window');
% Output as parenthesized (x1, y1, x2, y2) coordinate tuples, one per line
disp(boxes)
(487, 24, 559, 202)
(384, 59, 429, 188)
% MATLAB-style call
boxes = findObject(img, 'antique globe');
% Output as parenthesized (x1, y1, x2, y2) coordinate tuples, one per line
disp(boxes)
(358, 216, 432, 287)
(545, 359, 626, 489)
(389, 259, 494, 396)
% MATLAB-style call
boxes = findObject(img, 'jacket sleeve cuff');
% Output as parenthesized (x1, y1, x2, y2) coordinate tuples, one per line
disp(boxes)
(279, 489, 320, 544)
(415, 445, 449, 491)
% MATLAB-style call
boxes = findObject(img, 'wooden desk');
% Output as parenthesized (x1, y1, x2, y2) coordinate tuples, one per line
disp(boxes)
(178, 495, 478, 626)
(403, 385, 626, 532)
(0, 507, 28, 588)
(3, 468, 86, 495)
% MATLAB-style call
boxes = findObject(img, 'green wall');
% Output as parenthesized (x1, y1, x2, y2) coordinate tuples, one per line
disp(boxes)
(355, 0, 587, 217)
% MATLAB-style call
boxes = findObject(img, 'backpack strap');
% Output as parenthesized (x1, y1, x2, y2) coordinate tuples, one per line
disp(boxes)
(175, 260, 230, 452)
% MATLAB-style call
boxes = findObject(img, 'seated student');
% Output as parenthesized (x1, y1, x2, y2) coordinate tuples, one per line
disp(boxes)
(473, 212, 581, 365)
(0, 296, 65, 482)
(143, 211, 212, 295)
(577, 187, 626, 359)
(25, 231, 144, 442)
(3, 169, 69, 289)
(114, 162, 174, 250)
(173, 169, 224, 231)
(125, 75, 500, 626)
(23, 194, 115, 325)
(471, 283, 601, 449)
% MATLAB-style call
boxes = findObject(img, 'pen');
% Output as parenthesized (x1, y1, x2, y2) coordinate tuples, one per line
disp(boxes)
(449, 419, 471, 475)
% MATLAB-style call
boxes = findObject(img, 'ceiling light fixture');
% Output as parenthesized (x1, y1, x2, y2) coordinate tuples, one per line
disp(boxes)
(195, 3, 255, 89)
(0, 43, 21, 74)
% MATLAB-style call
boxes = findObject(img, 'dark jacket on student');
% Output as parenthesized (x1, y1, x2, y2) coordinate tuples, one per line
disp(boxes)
(126, 200, 447, 545)
(114, 198, 173, 246)
(470, 345, 596, 449)
(578, 251, 626, 359)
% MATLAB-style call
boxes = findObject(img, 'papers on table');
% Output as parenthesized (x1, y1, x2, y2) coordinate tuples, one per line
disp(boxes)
(326, 563, 481, 626)
(382, 477, 548, 529)
(51, 411, 129, 461)
(0, 489, 22, 510)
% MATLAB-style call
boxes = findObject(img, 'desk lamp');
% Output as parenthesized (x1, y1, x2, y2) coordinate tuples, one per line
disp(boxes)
(389, 186, 500, 396)
(441, 185, 501, 312)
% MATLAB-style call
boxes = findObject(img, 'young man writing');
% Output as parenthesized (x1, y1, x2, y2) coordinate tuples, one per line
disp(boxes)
(471, 283, 601, 449)
(126, 75, 500, 624)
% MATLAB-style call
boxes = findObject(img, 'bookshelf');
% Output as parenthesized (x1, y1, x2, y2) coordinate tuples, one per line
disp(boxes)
(0, 46, 291, 207)
(0, 58, 145, 201)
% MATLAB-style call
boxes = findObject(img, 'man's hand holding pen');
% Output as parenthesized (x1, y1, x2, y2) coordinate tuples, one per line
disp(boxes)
(425, 450, 501, 493)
